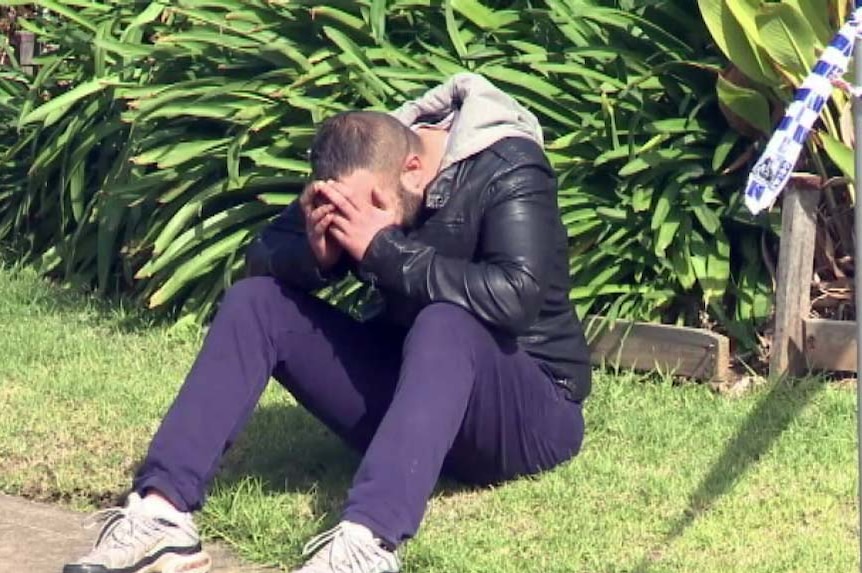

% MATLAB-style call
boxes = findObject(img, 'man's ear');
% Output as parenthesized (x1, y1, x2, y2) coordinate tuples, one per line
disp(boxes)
(399, 153, 423, 191)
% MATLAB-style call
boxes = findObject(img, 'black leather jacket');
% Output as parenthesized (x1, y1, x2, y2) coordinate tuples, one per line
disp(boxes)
(246, 137, 591, 401)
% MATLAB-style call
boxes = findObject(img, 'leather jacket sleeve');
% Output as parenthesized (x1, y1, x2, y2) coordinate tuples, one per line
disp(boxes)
(245, 201, 349, 291)
(358, 166, 557, 334)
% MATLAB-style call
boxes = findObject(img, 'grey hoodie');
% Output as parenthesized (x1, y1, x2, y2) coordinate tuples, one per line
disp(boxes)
(390, 72, 544, 171)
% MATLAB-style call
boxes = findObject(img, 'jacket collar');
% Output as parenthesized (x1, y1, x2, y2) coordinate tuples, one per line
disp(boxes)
(424, 166, 456, 209)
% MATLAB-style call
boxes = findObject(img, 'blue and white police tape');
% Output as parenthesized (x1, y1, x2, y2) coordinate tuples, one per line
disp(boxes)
(744, 8, 861, 215)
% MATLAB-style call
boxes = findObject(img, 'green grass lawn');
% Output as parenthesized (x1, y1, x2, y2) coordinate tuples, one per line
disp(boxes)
(0, 266, 858, 572)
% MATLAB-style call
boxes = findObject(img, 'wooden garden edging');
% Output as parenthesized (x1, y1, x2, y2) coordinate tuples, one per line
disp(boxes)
(587, 179, 848, 381)
(585, 315, 730, 382)
(803, 318, 857, 372)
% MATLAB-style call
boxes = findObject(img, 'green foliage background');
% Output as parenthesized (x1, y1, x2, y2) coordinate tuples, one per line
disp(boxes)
(0, 0, 784, 342)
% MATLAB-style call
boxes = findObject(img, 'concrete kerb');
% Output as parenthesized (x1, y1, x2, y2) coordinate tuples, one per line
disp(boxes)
(0, 494, 277, 572)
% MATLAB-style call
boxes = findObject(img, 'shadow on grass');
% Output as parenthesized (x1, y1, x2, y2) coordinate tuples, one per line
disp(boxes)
(1, 264, 191, 334)
(215, 402, 358, 525)
(214, 400, 474, 530)
(633, 378, 826, 572)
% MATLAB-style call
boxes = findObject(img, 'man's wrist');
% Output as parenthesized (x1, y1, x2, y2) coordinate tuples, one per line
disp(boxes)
(359, 226, 398, 267)
(357, 226, 409, 288)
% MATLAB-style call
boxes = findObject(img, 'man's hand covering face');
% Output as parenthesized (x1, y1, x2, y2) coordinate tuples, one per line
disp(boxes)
(317, 180, 398, 262)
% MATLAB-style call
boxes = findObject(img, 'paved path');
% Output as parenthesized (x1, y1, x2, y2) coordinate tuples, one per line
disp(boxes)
(0, 494, 279, 572)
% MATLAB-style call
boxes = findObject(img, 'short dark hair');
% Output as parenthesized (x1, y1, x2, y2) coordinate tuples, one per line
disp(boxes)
(309, 111, 421, 181)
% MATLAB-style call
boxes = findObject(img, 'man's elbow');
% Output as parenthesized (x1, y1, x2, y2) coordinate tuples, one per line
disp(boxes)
(494, 277, 543, 334)
(507, 297, 542, 333)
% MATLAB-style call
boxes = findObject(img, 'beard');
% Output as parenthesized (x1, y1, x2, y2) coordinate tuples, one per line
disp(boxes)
(395, 182, 423, 228)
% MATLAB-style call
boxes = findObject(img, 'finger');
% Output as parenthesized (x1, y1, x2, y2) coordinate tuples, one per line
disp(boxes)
(318, 183, 359, 216)
(328, 179, 356, 198)
(309, 202, 335, 223)
(332, 180, 376, 211)
(329, 213, 350, 231)
(312, 212, 335, 235)
(326, 179, 359, 203)
(324, 179, 364, 208)
(329, 225, 349, 245)
(305, 181, 328, 209)
(299, 183, 315, 210)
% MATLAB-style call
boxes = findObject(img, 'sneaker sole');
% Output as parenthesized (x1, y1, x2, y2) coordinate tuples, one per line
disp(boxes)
(142, 550, 211, 573)
(63, 550, 212, 573)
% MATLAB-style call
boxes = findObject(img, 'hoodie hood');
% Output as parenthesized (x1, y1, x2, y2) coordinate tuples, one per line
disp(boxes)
(391, 73, 544, 172)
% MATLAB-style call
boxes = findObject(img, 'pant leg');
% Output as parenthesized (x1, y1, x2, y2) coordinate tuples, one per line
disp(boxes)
(341, 303, 585, 545)
(133, 277, 403, 511)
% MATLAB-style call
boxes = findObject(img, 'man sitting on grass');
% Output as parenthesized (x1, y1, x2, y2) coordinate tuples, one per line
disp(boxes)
(64, 73, 591, 573)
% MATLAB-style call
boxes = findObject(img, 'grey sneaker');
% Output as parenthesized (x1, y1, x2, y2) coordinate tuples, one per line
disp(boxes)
(295, 521, 401, 573)
(63, 493, 211, 573)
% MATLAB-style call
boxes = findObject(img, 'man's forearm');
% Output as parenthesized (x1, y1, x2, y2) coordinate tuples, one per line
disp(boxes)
(358, 228, 543, 334)
(357, 167, 557, 334)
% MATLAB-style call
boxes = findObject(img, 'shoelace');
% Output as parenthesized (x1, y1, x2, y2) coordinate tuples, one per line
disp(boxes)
(302, 523, 390, 573)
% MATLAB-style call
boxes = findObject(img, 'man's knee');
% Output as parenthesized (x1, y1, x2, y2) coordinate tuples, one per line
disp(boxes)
(408, 303, 486, 348)
(407, 303, 518, 360)
(413, 302, 477, 328)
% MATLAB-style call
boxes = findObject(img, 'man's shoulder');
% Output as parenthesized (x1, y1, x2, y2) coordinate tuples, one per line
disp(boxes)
(438, 137, 554, 208)
(453, 137, 552, 181)
(451, 138, 556, 208)
(483, 137, 553, 173)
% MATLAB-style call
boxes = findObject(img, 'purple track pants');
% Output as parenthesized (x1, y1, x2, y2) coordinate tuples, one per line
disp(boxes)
(133, 277, 584, 545)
